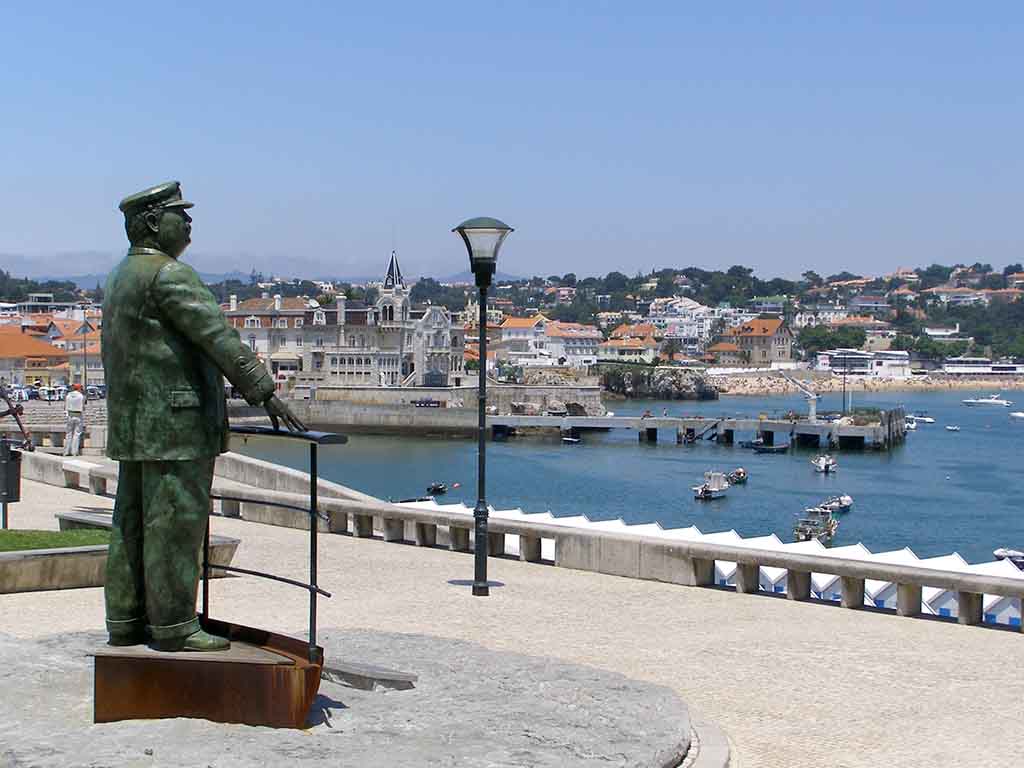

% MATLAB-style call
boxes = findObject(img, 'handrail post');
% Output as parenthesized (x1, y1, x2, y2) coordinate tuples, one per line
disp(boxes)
(309, 441, 318, 662)
(201, 520, 210, 622)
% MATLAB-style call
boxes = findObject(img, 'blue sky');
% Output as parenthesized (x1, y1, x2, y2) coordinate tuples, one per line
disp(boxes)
(2, 2, 1021, 280)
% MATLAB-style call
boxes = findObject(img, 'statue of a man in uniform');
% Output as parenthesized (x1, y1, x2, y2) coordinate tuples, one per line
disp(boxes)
(102, 181, 306, 651)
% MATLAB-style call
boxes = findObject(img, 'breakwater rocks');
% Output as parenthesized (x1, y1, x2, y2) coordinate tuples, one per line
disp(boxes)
(597, 364, 719, 400)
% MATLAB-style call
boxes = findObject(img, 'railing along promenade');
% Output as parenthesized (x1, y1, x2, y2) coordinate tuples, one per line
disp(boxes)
(23, 450, 1019, 630)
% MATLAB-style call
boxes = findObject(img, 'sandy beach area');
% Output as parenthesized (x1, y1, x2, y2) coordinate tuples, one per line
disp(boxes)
(707, 372, 1024, 398)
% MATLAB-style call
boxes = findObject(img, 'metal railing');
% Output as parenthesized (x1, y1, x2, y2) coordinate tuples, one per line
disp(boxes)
(201, 425, 347, 661)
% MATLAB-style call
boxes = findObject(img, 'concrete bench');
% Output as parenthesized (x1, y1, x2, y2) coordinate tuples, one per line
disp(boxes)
(55, 510, 240, 576)
(61, 459, 108, 495)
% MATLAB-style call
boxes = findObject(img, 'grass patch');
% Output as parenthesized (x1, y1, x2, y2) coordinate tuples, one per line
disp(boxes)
(0, 529, 110, 552)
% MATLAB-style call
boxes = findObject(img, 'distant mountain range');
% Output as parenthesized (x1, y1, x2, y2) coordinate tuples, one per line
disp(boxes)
(14, 269, 523, 290)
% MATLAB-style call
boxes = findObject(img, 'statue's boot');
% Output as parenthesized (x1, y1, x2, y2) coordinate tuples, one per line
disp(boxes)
(108, 630, 147, 647)
(151, 629, 231, 652)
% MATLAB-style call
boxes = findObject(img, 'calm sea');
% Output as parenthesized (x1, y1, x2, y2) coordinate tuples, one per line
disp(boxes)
(234, 389, 1024, 563)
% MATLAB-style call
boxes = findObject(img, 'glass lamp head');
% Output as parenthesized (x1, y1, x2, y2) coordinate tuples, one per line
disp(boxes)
(453, 217, 513, 286)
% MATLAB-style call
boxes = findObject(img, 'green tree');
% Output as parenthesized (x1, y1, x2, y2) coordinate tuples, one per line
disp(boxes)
(802, 270, 824, 287)
(1002, 263, 1022, 276)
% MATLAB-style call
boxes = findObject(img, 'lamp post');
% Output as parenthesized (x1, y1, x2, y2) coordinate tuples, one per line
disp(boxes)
(453, 217, 513, 597)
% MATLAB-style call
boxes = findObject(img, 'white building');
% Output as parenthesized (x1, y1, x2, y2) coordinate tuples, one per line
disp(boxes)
(543, 321, 602, 367)
(815, 349, 911, 379)
(649, 296, 755, 353)
(792, 305, 850, 329)
(280, 252, 466, 388)
(500, 314, 549, 365)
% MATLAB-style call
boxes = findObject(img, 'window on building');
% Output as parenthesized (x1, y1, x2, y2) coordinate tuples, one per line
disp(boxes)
(295, 318, 304, 328)
(276, 318, 288, 329)
(244, 316, 260, 328)
(248, 335, 257, 351)
(313, 311, 326, 325)
(296, 336, 303, 346)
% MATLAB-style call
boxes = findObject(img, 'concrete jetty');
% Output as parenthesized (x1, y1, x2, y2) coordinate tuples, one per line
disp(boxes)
(491, 407, 908, 450)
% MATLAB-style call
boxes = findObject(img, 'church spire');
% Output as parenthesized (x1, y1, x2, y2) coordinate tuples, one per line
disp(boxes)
(383, 250, 405, 289)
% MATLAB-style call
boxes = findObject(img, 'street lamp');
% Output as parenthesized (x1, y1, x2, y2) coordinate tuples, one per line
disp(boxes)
(453, 216, 513, 597)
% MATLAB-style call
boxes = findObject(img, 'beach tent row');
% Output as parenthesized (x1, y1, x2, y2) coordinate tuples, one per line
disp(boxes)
(398, 499, 1023, 626)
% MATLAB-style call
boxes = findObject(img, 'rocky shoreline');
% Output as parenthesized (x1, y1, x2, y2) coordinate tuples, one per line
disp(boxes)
(597, 364, 719, 400)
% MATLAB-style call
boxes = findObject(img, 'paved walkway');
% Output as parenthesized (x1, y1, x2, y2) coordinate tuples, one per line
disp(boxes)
(5, 479, 1022, 767)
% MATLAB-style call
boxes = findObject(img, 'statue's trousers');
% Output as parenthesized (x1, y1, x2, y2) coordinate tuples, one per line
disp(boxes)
(104, 458, 216, 641)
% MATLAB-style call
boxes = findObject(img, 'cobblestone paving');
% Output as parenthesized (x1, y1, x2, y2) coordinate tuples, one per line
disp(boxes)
(6, 480, 1022, 767)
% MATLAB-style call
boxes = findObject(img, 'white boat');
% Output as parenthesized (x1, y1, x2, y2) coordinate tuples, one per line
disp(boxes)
(945, 425, 961, 432)
(962, 393, 1013, 407)
(794, 507, 839, 543)
(905, 417, 917, 431)
(561, 436, 580, 444)
(821, 494, 854, 513)
(693, 471, 729, 501)
(1010, 412, 1024, 420)
(811, 454, 838, 473)
(912, 413, 935, 424)
(994, 548, 1024, 570)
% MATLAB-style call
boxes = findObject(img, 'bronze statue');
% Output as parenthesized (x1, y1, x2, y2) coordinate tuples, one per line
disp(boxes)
(102, 181, 305, 651)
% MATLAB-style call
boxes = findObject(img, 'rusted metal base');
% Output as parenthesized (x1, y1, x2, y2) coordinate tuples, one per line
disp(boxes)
(93, 619, 323, 729)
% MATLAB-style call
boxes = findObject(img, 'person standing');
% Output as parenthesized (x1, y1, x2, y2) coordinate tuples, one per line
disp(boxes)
(102, 181, 306, 652)
(63, 384, 85, 456)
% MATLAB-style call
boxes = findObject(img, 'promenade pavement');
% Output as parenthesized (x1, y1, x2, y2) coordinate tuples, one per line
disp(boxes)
(5, 479, 1022, 767)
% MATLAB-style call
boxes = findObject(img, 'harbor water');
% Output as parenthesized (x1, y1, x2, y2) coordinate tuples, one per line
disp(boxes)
(235, 389, 1024, 563)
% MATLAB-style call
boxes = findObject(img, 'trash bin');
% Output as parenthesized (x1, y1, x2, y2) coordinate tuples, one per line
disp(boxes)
(0, 442, 21, 504)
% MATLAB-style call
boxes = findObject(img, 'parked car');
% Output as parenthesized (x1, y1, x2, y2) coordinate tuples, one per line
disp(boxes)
(37, 386, 58, 401)
(86, 385, 102, 399)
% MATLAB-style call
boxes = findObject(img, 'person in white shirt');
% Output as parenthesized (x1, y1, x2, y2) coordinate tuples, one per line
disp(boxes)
(64, 384, 86, 456)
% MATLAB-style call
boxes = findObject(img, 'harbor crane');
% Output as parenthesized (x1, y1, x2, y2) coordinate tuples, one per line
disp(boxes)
(778, 371, 819, 423)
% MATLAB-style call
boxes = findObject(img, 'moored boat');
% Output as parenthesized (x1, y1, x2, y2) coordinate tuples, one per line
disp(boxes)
(912, 413, 935, 424)
(794, 506, 839, 543)
(962, 394, 1013, 407)
(1010, 412, 1024, 420)
(821, 494, 853, 513)
(945, 425, 961, 432)
(753, 443, 789, 454)
(693, 471, 729, 501)
(725, 467, 748, 485)
(811, 454, 838, 473)
(993, 548, 1024, 570)
(427, 482, 447, 496)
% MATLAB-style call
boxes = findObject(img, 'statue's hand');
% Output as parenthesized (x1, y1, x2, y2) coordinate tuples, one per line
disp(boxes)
(264, 395, 307, 432)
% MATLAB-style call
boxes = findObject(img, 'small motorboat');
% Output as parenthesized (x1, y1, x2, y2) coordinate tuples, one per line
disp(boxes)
(426, 482, 447, 496)
(962, 394, 1013, 407)
(753, 443, 789, 454)
(905, 417, 917, 431)
(946, 425, 961, 432)
(693, 471, 729, 500)
(913, 413, 935, 423)
(725, 467, 748, 485)
(1010, 412, 1024, 420)
(561, 436, 581, 444)
(811, 454, 838, 473)
(738, 438, 764, 449)
(793, 506, 839, 543)
(821, 494, 853, 513)
(993, 548, 1024, 570)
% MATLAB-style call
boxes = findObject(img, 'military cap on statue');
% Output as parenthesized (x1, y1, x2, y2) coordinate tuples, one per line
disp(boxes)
(118, 181, 194, 216)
